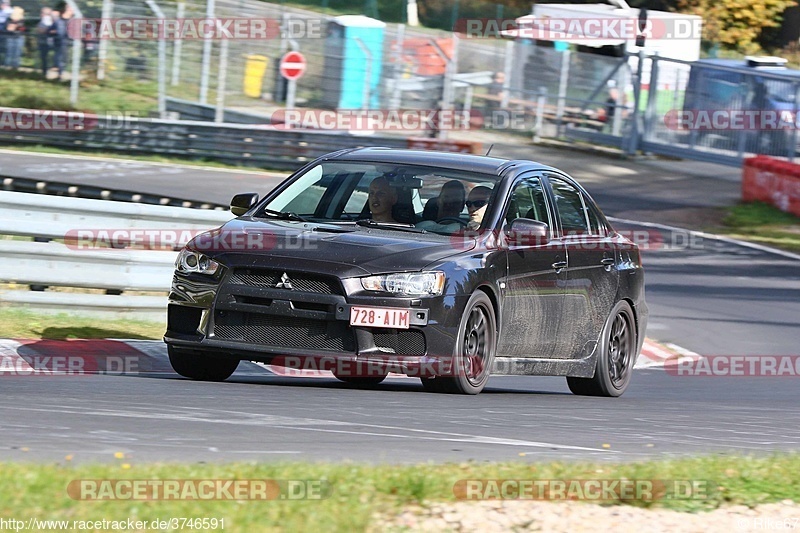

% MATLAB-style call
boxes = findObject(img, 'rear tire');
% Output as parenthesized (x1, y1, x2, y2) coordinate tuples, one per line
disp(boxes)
(435, 291, 496, 395)
(168, 345, 239, 382)
(567, 301, 636, 397)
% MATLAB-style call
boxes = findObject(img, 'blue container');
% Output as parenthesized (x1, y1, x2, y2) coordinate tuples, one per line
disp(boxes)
(322, 15, 386, 109)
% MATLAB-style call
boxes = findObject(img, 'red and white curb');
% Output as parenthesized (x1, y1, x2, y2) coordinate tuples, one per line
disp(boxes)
(0, 338, 689, 378)
(637, 339, 701, 369)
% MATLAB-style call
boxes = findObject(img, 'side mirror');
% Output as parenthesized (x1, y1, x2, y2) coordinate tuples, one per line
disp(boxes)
(230, 193, 259, 216)
(504, 218, 549, 247)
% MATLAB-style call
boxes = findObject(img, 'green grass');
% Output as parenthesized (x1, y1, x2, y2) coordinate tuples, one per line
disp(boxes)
(720, 202, 800, 253)
(0, 70, 158, 114)
(0, 454, 798, 531)
(0, 308, 165, 340)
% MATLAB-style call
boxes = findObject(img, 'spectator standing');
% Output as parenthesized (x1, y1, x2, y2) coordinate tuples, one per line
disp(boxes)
(0, 0, 12, 64)
(51, 7, 69, 80)
(3, 6, 25, 69)
(37, 7, 54, 77)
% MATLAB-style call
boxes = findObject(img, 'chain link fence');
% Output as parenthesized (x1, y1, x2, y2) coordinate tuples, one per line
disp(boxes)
(60, 0, 800, 165)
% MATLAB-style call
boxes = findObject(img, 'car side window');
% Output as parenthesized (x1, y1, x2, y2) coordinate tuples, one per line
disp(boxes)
(505, 177, 550, 227)
(585, 203, 606, 236)
(549, 177, 590, 236)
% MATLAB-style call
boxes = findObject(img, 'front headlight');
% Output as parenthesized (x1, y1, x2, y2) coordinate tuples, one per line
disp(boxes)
(175, 248, 220, 275)
(360, 271, 445, 296)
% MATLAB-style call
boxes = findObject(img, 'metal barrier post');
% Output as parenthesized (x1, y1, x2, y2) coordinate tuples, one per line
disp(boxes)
(556, 49, 571, 135)
(431, 35, 458, 140)
(501, 40, 512, 109)
(199, 0, 215, 104)
(533, 87, 546, 143)
(625, 51, 645, 156)
(215, 31, 229, 122)
(145, 0, 167, 119)
(790, 83, 799, 162)
(171, 2, 185, 86)
(642, 53, 660, 145)
(96, 0, 112, 81)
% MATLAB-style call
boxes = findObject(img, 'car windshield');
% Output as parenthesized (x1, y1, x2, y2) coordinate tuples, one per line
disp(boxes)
(256, 161, 500, 235)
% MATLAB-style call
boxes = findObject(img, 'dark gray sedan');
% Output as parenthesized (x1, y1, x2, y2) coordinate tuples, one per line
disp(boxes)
(165, 148, 647, 395)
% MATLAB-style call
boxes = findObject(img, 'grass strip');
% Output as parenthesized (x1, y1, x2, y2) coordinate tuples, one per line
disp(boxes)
(0, 308, 164, 340)
(0, 454, 798, 531)
(719, 202, 800, 253)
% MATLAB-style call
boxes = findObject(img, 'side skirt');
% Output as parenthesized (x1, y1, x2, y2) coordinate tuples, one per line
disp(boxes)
(492, 352, 597, 378)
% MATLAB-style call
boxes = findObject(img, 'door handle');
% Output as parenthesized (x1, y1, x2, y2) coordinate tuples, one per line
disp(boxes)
(552, 261, 567, 271)
(601, 258, 615, 265)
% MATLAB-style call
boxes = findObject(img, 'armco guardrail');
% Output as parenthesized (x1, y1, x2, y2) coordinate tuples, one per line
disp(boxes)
(0, 109, 410, 170)
(0, 190, 233, 320)
(1, 174, 229, 210)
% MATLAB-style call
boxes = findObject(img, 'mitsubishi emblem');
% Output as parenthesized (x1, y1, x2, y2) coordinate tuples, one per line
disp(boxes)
(275, 272, 293, 290)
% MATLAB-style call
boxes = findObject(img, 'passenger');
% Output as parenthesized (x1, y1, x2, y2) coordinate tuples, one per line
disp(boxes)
(466, 186, 492, 230)
(368, 176, 398, 223)
(423, 180, 465, 220)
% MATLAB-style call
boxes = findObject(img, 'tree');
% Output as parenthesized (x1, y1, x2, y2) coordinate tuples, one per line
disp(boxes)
(677, 0, 798, 54)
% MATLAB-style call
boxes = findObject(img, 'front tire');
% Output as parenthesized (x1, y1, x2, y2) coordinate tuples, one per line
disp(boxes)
(567, 301, 636, 397)
(168, 345, 239, 382)
(431, 291, 496, 395)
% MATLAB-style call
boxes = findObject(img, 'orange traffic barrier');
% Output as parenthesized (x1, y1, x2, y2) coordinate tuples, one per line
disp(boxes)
(742, 156, 800, 217)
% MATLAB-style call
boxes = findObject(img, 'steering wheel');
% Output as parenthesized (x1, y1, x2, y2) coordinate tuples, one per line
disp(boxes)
(436, 217, 468, 227)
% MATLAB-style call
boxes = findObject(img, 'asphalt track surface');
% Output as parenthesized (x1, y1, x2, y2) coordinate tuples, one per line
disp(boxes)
(1, 147, 799, 463)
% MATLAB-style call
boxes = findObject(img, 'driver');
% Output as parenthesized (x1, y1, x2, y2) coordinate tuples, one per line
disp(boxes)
(466, 186, 492, 231)
(368, 176, 399, 223)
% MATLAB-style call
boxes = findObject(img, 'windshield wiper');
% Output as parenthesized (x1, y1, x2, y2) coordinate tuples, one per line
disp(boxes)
(356, 219, 428, 233)
(261, 208, 312, 222)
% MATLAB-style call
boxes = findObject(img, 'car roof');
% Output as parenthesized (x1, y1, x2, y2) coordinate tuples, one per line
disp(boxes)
(326, 147, 560, 176)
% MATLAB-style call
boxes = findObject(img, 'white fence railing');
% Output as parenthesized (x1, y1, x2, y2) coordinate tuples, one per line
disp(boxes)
(0, 191, 233, 320)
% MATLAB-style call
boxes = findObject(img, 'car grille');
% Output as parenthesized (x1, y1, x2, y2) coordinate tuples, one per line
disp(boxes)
(229, 268, 342, 295)
(372, 329, 426, 356)
(214, 311, 355, 352)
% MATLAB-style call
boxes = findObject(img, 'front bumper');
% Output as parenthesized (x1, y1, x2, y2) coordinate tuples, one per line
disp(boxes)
(164, 268, 466, 375)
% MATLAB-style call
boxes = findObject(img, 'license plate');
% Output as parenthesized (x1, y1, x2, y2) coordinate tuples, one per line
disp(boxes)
(349, 306, 410, 329)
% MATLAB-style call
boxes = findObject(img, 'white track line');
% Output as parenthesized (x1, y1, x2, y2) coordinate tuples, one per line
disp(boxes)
(608, 216, 800, 261)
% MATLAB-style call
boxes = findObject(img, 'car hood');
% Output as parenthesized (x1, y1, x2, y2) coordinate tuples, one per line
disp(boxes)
(189, 218, 476, 277)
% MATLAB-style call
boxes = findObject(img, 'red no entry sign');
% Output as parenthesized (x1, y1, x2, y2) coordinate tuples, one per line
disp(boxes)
(280, 51, 307, 81)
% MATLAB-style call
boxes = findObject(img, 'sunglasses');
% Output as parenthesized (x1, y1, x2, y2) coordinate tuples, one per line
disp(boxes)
(465, 199, 488, 209)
